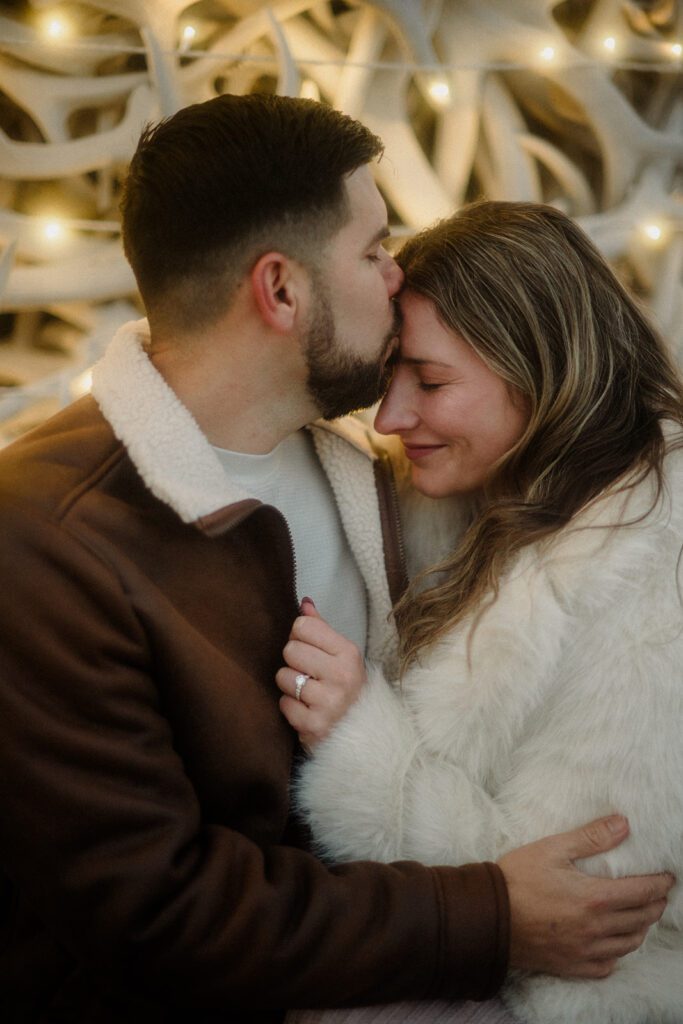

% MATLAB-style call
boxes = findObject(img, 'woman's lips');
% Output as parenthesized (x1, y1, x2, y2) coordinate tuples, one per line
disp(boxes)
(402, 443, 445, 460)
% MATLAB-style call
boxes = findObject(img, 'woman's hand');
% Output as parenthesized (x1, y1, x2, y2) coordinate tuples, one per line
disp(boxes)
(277, 598, 368, 749)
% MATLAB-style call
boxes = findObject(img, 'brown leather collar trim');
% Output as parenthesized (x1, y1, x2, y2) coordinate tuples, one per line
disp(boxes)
(195, 498, 263, 538)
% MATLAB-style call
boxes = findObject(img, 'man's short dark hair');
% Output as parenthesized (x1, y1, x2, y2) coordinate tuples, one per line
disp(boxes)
(121, 93, 383, 328)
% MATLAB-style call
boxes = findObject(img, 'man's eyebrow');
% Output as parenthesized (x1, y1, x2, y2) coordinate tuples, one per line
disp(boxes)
(365, 225, 391, 248)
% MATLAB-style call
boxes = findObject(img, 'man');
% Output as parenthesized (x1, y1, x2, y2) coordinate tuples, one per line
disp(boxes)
(0, 94, 671, 1023)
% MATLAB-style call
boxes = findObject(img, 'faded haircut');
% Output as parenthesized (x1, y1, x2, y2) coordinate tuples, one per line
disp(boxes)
(121, 93, 383, 329)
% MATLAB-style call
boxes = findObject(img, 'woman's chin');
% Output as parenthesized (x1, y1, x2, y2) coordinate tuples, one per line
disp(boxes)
(410, 467, 453, 500)
(410, 465, 480, 500)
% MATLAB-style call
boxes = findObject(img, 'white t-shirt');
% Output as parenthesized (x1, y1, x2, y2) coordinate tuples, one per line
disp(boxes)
(213, 430, 368, 652)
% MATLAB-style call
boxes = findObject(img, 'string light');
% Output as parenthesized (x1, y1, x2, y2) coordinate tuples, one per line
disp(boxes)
(427, 79, 450, 106)
(70, 369, 93, 399)
(1, 31, 682, 73)
(180, 24, 197, 50)
(0, 7, 677, 448)
(640, 222, 666, 246)
(300, 79, 321, 101)
(40, 14, 73, 42)
(41, 218, 65, 243)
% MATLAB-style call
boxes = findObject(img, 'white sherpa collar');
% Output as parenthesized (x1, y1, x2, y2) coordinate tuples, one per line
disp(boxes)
(91, 319, 252, 523)
(91, 318, 379, 524)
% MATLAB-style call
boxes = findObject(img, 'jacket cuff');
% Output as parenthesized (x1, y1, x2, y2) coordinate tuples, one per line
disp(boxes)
(431, 860, 510, 1000)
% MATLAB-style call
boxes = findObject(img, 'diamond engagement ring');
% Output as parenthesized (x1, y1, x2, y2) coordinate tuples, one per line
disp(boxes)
(294, 673, 310, 701)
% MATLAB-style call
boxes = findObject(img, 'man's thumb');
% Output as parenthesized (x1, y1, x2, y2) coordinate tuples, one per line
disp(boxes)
(554, 815, 630, 862)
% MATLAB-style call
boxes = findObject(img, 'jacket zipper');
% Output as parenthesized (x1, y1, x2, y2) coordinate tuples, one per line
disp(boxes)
(373, 453, 409, 606)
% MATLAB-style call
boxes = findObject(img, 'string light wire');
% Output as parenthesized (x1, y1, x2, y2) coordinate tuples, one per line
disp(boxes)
(2, 34, 683, 73)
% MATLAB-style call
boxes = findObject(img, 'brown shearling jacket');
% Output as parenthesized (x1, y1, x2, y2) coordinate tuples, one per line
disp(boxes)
(0, 321, 509, 1023)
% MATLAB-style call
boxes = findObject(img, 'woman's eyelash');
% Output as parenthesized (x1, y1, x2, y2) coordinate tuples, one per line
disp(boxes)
(367, 253, 381, 262)
(418, 382, 443, 392)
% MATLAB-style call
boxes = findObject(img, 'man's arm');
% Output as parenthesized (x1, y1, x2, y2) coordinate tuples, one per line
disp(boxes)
(0, 517, 671, 1011)
(0, 508, 507, 1009)
(499, 815, 672, 978)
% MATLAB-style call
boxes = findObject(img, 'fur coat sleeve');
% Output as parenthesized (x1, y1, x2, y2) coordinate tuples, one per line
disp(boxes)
(295, 451, 683, 1024)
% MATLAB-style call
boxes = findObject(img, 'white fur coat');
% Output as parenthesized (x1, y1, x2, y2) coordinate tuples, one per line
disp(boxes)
(296, 446, 683, 1024)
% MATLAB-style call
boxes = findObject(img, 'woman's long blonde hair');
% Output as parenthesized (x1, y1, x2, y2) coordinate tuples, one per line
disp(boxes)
(393, 201, 683, 669)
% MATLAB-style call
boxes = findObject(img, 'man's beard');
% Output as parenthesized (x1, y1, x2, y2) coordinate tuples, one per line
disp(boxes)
(304, 282, 401, 420)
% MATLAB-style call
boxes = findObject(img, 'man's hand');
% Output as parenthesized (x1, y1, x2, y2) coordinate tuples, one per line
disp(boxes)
(498, 815, 674, 979)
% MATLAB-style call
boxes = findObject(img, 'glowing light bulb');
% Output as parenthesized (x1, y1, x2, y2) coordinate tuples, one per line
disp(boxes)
(179, 24, 197, 52)
(641, 222, 665, 245)
(300, 79, 321, 102)
(42, 218, 64, 242)
(539, 46, 555, 62)
(41, 13, 72, 41)
(670, 43, 682, 58)
(70, 369, 93, 399)
(428, 79, 450, 105)
(603, 36, 616, 53)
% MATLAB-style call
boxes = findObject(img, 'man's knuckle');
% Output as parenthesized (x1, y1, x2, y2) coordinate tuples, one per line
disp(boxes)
(583, 823, 605, 851)
(585, 894, 609, 916)
(640, 882, 658, 904)
(587, 959, 616, 979)
(614, 935, 638, 956)
(629, 929, 648, 953)
(578, 920, 601, 946)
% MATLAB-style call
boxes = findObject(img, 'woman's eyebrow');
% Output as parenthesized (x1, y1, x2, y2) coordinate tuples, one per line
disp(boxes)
(401, 356, 453, 368)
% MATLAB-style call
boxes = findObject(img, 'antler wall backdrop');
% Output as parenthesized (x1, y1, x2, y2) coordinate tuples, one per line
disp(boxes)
(0, 0, 681, 444)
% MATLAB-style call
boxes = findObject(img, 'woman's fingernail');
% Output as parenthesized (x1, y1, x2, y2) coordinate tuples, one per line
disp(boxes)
(300, 596, 316, 611)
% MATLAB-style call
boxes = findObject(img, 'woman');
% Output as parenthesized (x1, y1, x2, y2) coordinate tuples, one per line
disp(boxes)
(277, 202, 683, 1024)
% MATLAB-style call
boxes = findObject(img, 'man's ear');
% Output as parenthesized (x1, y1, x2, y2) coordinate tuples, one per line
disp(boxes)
(250, 252, 304, 333)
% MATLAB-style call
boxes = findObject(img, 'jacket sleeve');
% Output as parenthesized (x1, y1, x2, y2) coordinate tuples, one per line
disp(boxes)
(297, 503, 683, 1024)
(501, 568, 683, 1024)
(0, 507, 509, 1012)
(295, 665, 514, 867)
(295, 546, 571, 868)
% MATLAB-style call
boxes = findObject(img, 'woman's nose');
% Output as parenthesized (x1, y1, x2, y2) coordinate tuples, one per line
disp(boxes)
(374, 371, 418, 436)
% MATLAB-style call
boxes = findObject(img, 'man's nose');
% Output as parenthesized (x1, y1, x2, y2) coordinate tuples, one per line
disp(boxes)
(384, 254, 404, 298)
